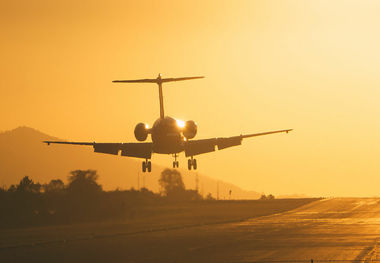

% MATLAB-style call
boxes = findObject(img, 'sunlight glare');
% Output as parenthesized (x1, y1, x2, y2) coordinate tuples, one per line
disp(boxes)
(176, 119, 185, 128)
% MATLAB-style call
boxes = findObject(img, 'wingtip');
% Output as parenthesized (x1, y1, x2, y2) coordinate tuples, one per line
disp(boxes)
(286, 129, 293, 133)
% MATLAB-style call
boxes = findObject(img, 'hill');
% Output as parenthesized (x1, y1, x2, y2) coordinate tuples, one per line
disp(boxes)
(0, 127, 261, 199)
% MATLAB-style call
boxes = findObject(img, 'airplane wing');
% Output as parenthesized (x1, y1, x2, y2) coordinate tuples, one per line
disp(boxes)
(184, 129, 292, 157)
(43, 141, 153, 159)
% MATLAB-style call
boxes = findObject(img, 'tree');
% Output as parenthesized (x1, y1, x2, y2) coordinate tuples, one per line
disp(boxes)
(7, 184, 16, 192)
(206, 193, 214, 200)
(158, 169, 185, 197)
(16, 176, 41, 193)
(260, 194, 275, 200)
(67, 170, 102, 195)
(43, 179, 65, 193)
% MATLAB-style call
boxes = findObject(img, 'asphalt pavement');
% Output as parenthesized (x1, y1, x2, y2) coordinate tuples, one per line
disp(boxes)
(2, 198, 380, 263)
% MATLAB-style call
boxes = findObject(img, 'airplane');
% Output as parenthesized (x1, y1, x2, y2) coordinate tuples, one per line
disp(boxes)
(44, 74, 292, 173)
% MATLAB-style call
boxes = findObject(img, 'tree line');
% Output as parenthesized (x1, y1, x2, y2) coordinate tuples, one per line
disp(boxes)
(0, 168, 202, 228)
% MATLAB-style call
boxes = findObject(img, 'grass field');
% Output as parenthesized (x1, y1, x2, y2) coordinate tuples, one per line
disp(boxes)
(0, 198, 318, 250)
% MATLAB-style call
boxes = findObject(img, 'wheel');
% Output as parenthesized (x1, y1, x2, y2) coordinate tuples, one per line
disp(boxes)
(176, 161, 179, 168)
(142, 161, 146, 173)
(173, 161, 176, 168)
(188, 159, 192, 170)
(193, 159, 197, 170)
(147, 161, 152, 172)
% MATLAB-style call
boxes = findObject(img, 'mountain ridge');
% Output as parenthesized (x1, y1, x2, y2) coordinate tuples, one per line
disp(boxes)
(0, 126, 262, 199)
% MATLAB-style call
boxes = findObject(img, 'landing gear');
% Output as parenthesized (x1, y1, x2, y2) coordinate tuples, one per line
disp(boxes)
(172, 161, 179, 168)
(187, 157, 197, 170)
(172, 154, 179, 168)
(142, 159, 152, 173)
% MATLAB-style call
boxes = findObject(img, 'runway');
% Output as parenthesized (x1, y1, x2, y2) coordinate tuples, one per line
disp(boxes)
(2, 198, 380, 263)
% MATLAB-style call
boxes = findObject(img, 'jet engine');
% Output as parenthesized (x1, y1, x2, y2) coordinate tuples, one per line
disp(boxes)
(183, 120, 197, 139)
(134, 123, 149, 141)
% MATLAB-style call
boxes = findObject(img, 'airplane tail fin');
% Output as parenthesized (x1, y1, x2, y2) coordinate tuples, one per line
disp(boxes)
(113, 74, 204, 119)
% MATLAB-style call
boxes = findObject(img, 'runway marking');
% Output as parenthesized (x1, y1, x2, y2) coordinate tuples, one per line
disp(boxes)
(363, 241, 377, 263)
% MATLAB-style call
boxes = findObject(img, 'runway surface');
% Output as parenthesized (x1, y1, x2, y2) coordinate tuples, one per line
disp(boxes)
(2, 198, 380, 263)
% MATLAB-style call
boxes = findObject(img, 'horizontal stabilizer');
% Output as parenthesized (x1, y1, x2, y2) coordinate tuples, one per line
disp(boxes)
(161, 76, 204, 83)
(112, 76, 204, 84)
(112, 79, 158, 83)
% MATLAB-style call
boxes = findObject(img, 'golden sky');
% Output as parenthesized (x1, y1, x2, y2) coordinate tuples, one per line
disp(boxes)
(1, 0, 380, 197)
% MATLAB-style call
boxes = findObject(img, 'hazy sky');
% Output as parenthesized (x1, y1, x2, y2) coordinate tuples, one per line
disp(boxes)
(2, 0, 380, 197)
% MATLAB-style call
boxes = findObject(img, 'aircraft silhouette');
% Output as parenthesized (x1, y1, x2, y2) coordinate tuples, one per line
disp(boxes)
(44, 74, 292, 172)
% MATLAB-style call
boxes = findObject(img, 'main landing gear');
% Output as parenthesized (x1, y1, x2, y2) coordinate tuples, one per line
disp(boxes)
(142, 159, 151, 173)
(172, 154, 179, 168)
(187, 157, 197, 170)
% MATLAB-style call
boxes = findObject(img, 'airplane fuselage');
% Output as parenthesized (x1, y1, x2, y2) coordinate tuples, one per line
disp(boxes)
(151, 116, 184, 154)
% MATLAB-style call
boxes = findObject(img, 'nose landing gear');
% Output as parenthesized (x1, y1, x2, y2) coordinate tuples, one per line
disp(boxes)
(187, 157, 197, 170)
(142, 159, 152, 173)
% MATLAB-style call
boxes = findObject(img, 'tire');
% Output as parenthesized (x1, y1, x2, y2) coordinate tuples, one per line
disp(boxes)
(142, 161, 146, 173)
(193, 159, 197, 170)
(176, 161, 179, 168)
(147, 161, 152, 172)
(188, 159, 192, 170)
(173, 161, 176, 168)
